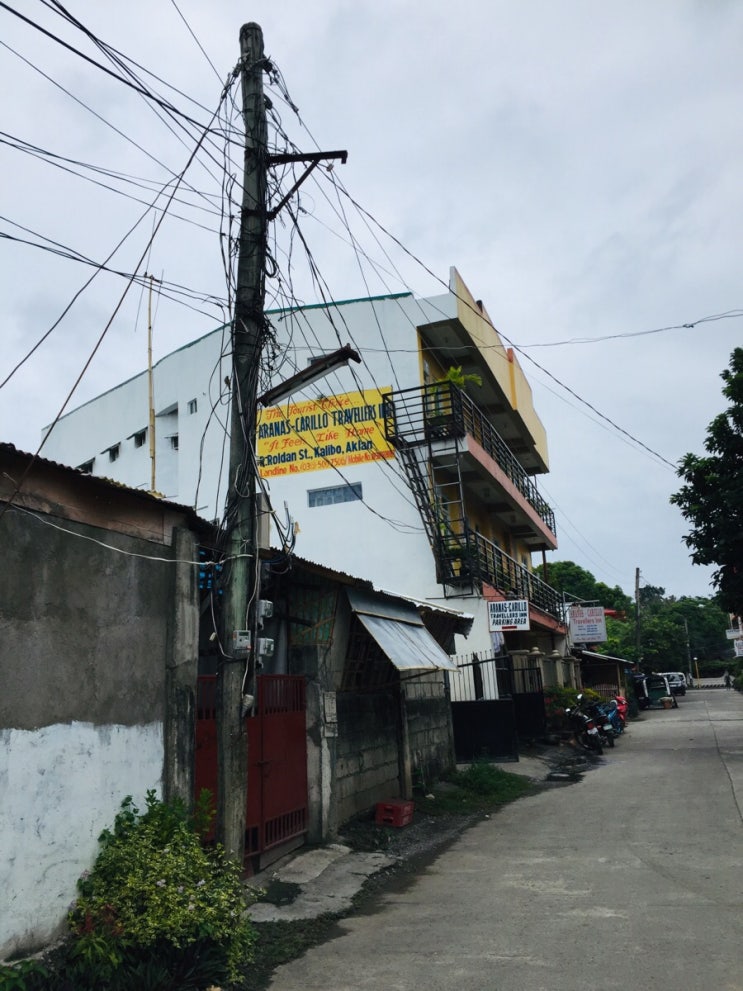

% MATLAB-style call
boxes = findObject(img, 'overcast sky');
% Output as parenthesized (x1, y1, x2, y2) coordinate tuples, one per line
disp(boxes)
(1, 0, 741, 602)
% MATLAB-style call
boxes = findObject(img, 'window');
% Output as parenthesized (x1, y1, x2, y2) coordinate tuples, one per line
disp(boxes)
(108, 444, 120, 463)
(77, 459, 94, 474)
(187, 398, 198, 414)
(169, 435, 179, 451)
(133, 429, 146, 448)
(308, 483, 362, 508)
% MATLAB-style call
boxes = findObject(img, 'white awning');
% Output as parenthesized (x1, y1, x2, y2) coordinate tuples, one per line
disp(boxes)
(579, 650, 635, 667)
(348, 588, 458, 673)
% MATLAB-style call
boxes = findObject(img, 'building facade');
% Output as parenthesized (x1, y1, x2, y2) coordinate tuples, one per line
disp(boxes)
(42, 268, 569, 671)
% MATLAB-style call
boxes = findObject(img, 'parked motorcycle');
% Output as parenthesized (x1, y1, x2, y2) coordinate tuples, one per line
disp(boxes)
(565, 696, 603, 754)
(586, 699, 619, 748)
(613, 694, 628, 728)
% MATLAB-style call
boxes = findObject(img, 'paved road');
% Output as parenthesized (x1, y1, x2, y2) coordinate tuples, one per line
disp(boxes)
(269, 690, 743, 991)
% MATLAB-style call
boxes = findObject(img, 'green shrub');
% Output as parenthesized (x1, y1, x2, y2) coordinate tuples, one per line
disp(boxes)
(543, 687, 602, 730)
(0, 960, 50, 991)
(63, 790, 255, 988)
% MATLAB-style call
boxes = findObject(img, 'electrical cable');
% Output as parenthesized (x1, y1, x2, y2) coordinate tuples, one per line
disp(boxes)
(0, 82, 234, 523)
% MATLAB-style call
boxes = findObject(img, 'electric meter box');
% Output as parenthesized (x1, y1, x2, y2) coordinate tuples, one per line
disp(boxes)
(232, 630, 251, 657)
(257, 637, 275, 658)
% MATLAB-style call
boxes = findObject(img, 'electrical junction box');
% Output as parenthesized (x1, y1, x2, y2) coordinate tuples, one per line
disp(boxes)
(232, 630, 251, 657)
(256, 637, 275, 658)
(257, 599, 274, 624)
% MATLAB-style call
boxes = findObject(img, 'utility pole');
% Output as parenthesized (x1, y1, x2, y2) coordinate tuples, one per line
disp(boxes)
(216, 24, 348, 865)
(634, 566, 641, 666)
(217, 22, 268, 863)
(682, 616, 693, 682)
(146, 273, 161, 493)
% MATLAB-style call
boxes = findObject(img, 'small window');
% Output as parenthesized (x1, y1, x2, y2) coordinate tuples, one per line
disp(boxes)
(133, 429, 147, 448)
(77, 459, 94, 474)
(308, 483, 362, 508)
(187, 398, 198, 414)
(169, 435, 179, 451)
(108, 444, 120, 463)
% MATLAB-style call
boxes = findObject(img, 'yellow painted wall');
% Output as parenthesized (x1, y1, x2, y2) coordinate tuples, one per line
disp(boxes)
(450, 268, 549, 469)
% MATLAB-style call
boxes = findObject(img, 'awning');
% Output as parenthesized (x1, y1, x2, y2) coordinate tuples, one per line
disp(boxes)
(347, 588, 458, 673)
(576, 649, 635, 667)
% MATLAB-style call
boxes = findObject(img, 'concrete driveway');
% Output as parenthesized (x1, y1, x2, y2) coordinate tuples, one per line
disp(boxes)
(268, 689, 743, 991)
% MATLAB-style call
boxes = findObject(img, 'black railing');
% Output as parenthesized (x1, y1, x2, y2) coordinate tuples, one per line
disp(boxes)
(438, 527, 562, 620)
(384, 382, 556, 537)
(469, 529, 563, 620)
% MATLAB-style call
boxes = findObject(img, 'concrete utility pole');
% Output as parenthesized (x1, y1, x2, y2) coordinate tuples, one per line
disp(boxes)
(146, 273, 161, 493)
(217, 22, 268, 862)
(635, 566, 641, 665)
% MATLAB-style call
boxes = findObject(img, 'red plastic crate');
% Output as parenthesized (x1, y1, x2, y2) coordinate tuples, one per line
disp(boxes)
(375, 799, 414, 828)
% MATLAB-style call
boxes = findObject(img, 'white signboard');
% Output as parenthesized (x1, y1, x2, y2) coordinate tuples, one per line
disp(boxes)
(487, 599, 530, 632)
(734, 639, 743, 657)
(726, 627, 743, 640)
(569, 605, 607, 643)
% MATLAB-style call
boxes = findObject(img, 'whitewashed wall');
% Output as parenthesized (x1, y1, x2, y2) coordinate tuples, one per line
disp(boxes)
(0, 721, 163, 961)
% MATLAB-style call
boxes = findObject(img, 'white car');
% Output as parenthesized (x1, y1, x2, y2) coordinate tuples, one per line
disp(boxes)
(658, 671, 687, 696)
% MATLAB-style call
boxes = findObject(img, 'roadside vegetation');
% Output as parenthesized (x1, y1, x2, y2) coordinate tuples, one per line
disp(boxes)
(535, 559, 732, 674)
(0, 792, 256, 991)
(1, 764, 535, 991)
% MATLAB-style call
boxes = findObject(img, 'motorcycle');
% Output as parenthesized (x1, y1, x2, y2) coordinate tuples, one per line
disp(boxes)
(565, 696, 603, 754)
(613, 694, 628, 728)
(586, 699, 620, 748)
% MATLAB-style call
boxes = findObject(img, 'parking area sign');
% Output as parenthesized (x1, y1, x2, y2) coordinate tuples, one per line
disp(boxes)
(487, 599, 530, 631)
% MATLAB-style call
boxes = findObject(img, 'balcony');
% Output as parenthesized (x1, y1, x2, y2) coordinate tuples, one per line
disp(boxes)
(384, 381, 556, 543)
(433, 527, 562, 619)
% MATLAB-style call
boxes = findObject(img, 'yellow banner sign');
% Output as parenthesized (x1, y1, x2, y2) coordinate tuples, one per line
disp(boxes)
(256, 388, 394, 477)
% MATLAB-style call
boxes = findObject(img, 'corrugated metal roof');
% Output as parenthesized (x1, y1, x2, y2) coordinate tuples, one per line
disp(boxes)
(282, 549, 473, 635)
(0, 442, 213, 529)
(348, 588, 458, 673)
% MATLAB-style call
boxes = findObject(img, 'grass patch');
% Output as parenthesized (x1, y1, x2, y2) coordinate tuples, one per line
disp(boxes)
(416, 762, 535, 815)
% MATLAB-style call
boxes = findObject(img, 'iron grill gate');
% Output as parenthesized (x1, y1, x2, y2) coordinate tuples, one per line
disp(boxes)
(450, 654, 518, 760)
(511, 664, 547, 741)
(449, 655, 546, 759)
(195, 675, 308, 861)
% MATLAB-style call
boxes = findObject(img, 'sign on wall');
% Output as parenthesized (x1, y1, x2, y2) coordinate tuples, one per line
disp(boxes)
(487, 599, 530, 631)
(569, 605, 607, 643)
(256, 388, 394, 478)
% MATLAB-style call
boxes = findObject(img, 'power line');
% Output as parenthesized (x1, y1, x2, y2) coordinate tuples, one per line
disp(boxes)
(1, 1, 210, 130)
(0, 84, 233, 523)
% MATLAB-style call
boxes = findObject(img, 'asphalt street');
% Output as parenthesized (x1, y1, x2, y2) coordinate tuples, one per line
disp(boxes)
(268, 689, 743, 991)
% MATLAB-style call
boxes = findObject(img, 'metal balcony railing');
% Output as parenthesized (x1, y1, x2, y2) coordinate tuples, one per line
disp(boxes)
(384, 382, 556, 537)
(469, 530, 563, 620)
(434, 527, 562, 620)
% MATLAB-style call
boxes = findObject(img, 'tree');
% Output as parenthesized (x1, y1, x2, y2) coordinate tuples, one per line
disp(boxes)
(538, 560, 730, 668)
(671, 348, 743, 615)
(536, 560, 632, 613)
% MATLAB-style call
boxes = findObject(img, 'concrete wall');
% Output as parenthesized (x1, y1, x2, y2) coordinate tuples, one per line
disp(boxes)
(335, 690, 400, 824)
(0, 459, 200, 960)
(404, 676, 456, 787)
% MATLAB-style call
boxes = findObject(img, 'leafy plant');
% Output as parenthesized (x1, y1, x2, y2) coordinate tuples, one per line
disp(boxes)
(66, 790, 255, 987)
(0, 960, 49, 991)
(442, 365, 482, 389)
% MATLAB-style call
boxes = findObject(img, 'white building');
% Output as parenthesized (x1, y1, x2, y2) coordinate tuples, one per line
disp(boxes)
(42, 268, 569, 669)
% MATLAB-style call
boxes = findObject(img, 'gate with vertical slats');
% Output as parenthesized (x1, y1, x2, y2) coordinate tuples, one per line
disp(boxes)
(194, 674, 308, 862)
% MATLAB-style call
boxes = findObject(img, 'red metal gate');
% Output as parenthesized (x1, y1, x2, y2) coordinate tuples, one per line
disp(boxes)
(194, 674, 308, 861)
